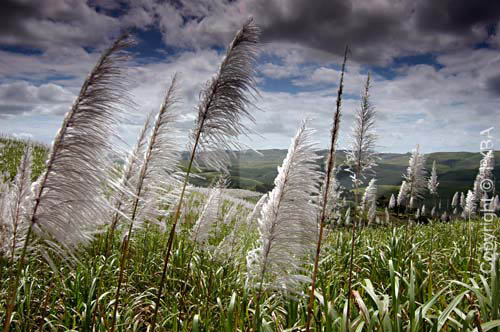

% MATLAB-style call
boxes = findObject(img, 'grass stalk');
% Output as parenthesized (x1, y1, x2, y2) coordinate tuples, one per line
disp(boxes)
(305, 45, 348, 332)
(150, 133, 199, 330)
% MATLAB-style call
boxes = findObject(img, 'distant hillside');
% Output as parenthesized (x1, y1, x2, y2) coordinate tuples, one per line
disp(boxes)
(184, 149, 500, 204)
(1, 136, 498, 206)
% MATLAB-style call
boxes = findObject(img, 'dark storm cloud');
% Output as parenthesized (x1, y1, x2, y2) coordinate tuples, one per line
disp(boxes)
(486, 74, 500, 96)
(2, 0, 499, 65)
(247, 0, 500, 64)
(0, 1, 39, 30)
(415, 0, 500, 34)
(254, 0, 402, 63)
(0, 0, 119, 49)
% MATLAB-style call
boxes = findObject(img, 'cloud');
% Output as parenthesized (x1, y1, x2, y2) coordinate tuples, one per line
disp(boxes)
(3, 0, 499, 66)
(259, 62, 301, 79)
(141, 0, 500, 66)
(3, 44, 499, 153)
(414, 0, 500, 34)
(0, 1, 499, 153)
(0, 81, 74, 117)
(486, 74, 500, 96)
(253, 0, 500, 65)
(0, 0, 121, 49)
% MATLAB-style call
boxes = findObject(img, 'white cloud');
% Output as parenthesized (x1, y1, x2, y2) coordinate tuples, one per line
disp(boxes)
(0, 81, 74, 117)
(2, 44, 500, 153)
(259, 62, 301, 79)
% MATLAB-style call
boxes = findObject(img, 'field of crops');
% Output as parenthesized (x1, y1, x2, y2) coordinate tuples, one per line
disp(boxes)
(1, 203, 500, 331)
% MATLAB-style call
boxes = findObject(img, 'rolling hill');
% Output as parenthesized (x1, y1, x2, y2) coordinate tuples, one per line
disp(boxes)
(1, 136, 498, 206)
(185, 149, 500, 205)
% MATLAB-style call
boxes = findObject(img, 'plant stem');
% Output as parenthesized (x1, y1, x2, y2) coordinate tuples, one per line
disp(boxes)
(253, 274, 266, 332)
(346, 188, 358, 331)
(305, 45, 348, 332)
(3, 224, 32, 332)
(150, 127, 201, 331)
(346, 163, 362, 330)
(428, 219, 434, 299)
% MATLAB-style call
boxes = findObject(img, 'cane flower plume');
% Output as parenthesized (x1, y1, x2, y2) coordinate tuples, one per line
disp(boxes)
(1, 146, 32, 261)
(246, 120, 322, 293)
(428, 160, 439, 195)
(28, 35, 135, 254)
(190, 19, 260, 173)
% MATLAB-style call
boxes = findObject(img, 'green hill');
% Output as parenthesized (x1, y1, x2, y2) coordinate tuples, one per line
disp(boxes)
(184, 149, 500, 204)
(1, 136, 498, 205)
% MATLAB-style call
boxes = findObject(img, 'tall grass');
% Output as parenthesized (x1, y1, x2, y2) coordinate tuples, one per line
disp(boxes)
(305, 45, 348, 332)
(1, 209, 499, 330)
(150, 18, 260, 331)
(2, 34, 134, 332)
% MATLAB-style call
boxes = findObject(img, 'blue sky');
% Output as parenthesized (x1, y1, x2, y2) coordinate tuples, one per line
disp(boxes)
(1, 0, 500, 153)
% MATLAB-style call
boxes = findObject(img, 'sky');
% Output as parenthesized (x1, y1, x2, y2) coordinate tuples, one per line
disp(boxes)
(1, 0, 500, 153)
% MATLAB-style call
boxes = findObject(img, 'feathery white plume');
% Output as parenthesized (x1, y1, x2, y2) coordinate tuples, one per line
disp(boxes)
(306, 47, 348, 330)
(107, 111, 154, 241)
(385, 207, 390, 225)
(346, 74, 377, 188)
(431, 206, 436, 218)
(403, 145, 427, 205)
(397, 181, 409, 206)
(246, 120, 322, 293)
(190, 19, 260, 173)
(129, 75, 192, 330)
(460, 192, 466, 209)
(192, 176, 227, 246)
(368, 201, 376, 225)
(361, 178, 377, 213)
(27, 35, 135, 254)
(126, 75, 182, 229)
(246, 193, 268, 226)
(421, 204, 426, 216)
(345, 207, 351, 226)
(451, 192, 459, 208)
(464, 190, 476, 218)
(388, 193, 396, 209)
(428, 160, 439, 195)
(1, 146, 32, 261)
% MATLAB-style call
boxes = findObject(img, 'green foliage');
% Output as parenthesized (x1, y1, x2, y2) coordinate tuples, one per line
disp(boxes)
(0, 136, 48, 181)
(1, 136, 500, 331)
(1, 214, 500, 331)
